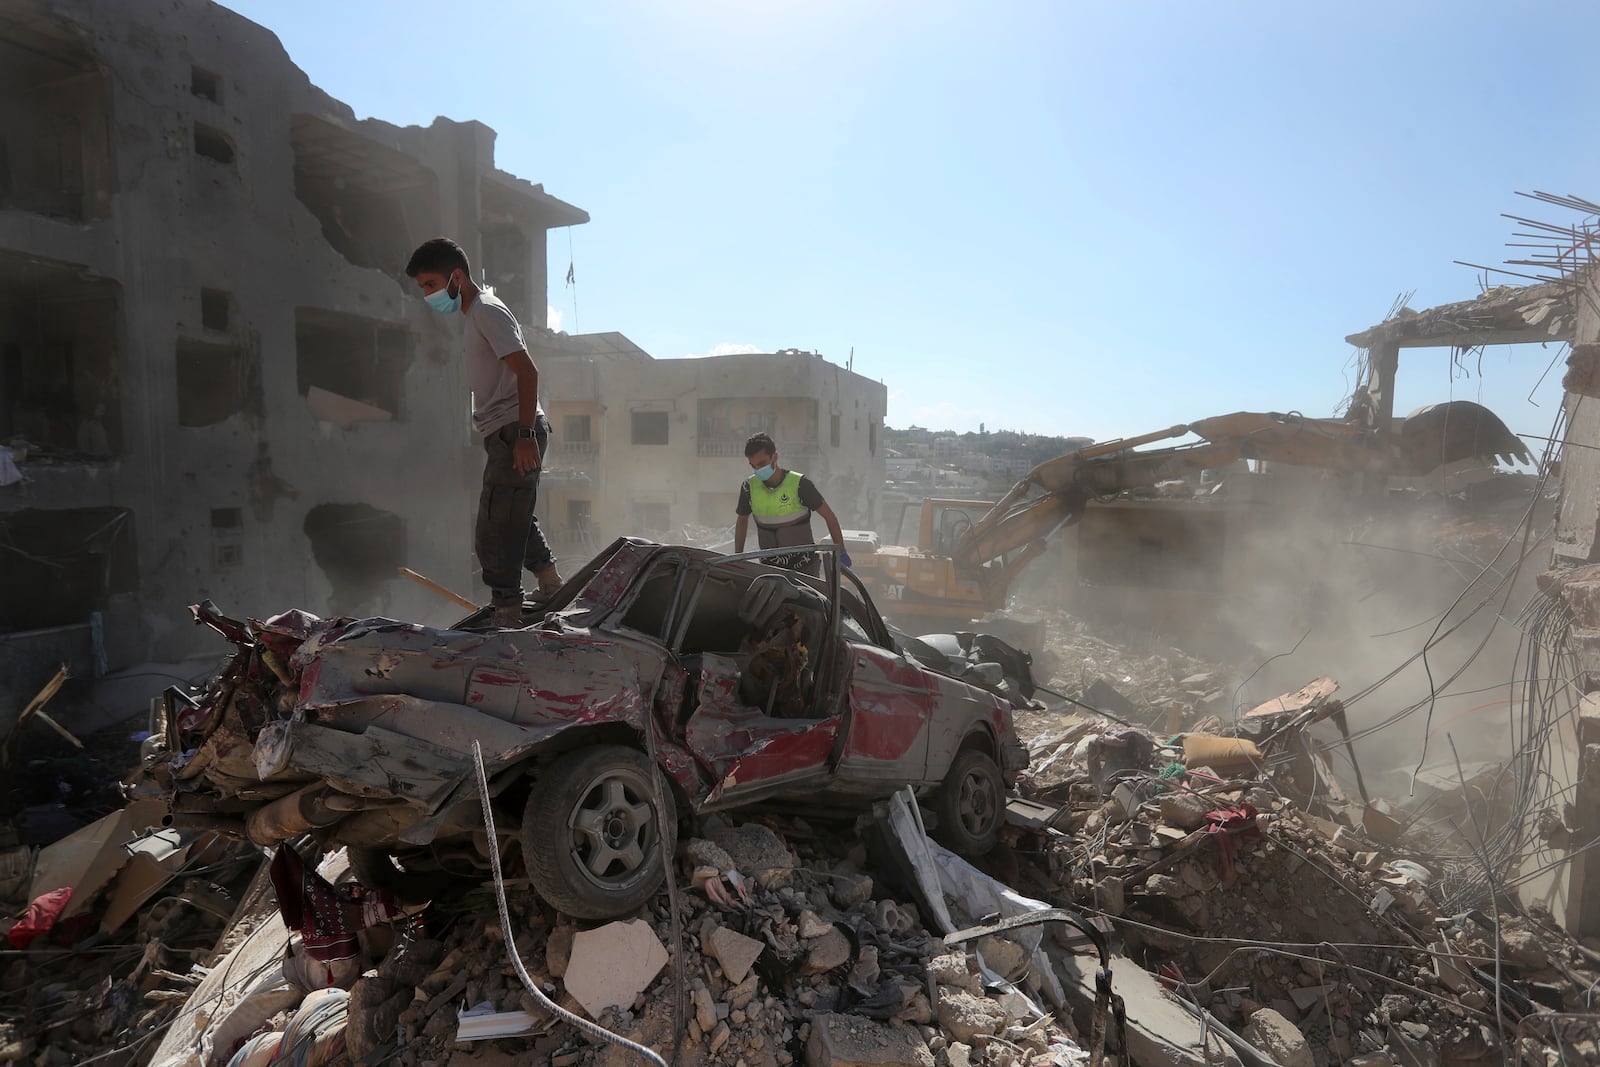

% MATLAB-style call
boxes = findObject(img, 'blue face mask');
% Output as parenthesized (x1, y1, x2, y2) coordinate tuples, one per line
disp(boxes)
(752, 464, 776, 482)
(424, 274, 460, 314)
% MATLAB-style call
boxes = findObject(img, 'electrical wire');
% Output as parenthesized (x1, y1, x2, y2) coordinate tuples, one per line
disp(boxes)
(470, 740, 667, 1067)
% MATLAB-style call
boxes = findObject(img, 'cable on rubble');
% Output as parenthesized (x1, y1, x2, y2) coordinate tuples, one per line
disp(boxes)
(470, 740, 669, 1067)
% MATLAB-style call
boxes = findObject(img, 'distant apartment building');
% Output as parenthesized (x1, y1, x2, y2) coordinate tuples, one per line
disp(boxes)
(0, 0, 586, 686)
(535, 338, 888, 557)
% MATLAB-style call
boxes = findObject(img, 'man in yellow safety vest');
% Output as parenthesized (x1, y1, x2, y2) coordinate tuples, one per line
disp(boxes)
(733, 432, 851, 577)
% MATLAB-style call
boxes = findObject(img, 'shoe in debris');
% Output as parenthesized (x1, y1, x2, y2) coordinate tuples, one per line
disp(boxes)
(492, 603, 525, 629)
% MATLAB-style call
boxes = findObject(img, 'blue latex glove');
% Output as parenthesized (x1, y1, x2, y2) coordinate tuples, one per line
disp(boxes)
(840, 551, 854, 569)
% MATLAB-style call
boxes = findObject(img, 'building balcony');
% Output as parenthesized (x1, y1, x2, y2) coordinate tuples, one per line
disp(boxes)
(540, 468, 595, 488)
(698, 436, 820, 460)
(552, 439, 597, 456)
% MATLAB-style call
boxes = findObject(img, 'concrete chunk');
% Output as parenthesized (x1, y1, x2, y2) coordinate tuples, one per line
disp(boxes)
(706, 925, 765, 985)
(927, 951, 982, 994)
(1242, 1008, 1313, 1067)
(563, 919, 667, 1020)
(709, 822, 797, 888)
(801, 927, 852, 974)
(804, 1012, 933, 1067)
(935, 989, 1006, 1044)
(1159, 792, 1212, 832)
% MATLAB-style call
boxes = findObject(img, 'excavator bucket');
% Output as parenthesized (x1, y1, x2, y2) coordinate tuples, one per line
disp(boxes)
(1396, 401, 1532, 474)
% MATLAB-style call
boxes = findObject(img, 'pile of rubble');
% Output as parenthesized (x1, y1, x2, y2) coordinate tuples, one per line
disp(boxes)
(8, 645, 1600, 1066)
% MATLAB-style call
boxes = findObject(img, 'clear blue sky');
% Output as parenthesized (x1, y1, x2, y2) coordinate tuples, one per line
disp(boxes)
(227, 0, 1600, 445)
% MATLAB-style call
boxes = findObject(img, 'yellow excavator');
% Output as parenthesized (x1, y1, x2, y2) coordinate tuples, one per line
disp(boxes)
(850, 402, 1530, 626)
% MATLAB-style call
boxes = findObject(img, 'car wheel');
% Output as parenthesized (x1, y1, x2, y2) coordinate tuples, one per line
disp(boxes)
(522, 745, 676, 921)
(932, 749, 1004, 857)
(347, 847, 461, 905)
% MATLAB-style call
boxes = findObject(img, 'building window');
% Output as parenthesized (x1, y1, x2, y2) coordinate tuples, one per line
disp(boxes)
(176, 340, 256, 428)
(210, 507, 243, 530)
(631, 411, 669, 446)
(200, 288, 233, 332)
(191, 66, 221, 103)
(632, 500, 671, 534)
(746, 411, 776, 434)
(0, 256, 123, 455)
(0, 19, 115, 222)
(869, 419, 878, 456)
(295, 308, 409, 420)
(830, 413, 841, 448)
(564, 414, 592, 443)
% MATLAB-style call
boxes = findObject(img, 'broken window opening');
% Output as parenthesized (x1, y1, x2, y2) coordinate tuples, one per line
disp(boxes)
(619, 558, 682, 641)
(0, 6, 114, 221)
(176, 339, 257, 428)
(830, 413, 841, 448)
(303, 503, 403, 618)
(697, 397, 818, 457)
(631, 500, 671, 537)
(480, 218, 534, 329)
(631, 411, 669, 446)
(190, 65, 221, 103)
(200, 288, 232, 333)
(210, 507, 243, 529)
(0, 506, 136, 633)
(295, 308, 409, 422)
(0, 253, 123, 456)
(564, 414, 591, 444)
(193, 123, 235, 168)
(291, 114, 439, 274)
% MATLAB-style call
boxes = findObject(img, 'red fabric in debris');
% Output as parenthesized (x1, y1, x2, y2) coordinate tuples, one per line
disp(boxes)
(1203, 804, 1260, 882)
(269, 845, 406, 962)
(9, 886, 72, 949)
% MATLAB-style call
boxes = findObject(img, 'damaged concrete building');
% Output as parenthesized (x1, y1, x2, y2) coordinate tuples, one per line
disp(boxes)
(536, 338, 888, 556)
(0, 0, 587, 692)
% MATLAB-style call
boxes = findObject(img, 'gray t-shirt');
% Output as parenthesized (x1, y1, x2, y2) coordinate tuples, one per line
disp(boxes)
(464, 288, 544, 436)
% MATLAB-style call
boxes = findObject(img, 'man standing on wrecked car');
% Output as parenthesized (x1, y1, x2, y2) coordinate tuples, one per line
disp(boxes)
(406, 237, 561, 629)
(734, 432, 851, 577)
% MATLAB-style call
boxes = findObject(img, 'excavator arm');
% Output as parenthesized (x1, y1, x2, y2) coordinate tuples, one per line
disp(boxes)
(953, 403, 1530, 582)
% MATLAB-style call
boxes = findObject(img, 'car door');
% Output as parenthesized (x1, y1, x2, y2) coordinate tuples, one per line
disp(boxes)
(683, 651, 839, 810)
(831, 641, 933, 789)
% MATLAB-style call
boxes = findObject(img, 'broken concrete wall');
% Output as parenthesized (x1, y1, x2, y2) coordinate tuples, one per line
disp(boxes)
(0, 0, 586, 667)
(540, 337, 888, 555)
(1556, 269, 1600, 565)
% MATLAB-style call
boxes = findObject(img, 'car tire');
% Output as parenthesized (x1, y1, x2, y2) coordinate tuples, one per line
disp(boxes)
(932, 748, 1004, 857)
(522, 745, 676, 921)
(347, 847, 459, 906)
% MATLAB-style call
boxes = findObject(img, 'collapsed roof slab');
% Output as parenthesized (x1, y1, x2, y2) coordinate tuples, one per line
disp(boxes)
(482, 169, 589, 230)
(1345, 279, 1577, 350)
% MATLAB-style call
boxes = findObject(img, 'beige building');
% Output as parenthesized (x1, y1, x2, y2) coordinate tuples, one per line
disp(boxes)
(0, 0, 585, 718)
(534, 338, 888, 559)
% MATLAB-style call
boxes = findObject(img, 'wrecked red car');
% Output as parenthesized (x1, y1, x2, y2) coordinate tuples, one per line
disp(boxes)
(135, 540, 1031, 920)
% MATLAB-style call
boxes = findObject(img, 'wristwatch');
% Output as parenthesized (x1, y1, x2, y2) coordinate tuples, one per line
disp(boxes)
(516, 426, 537, 439)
